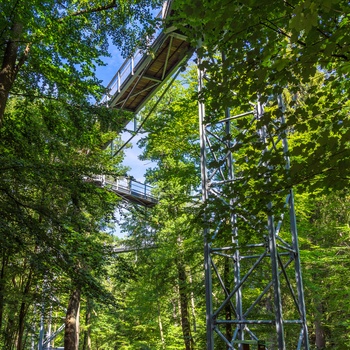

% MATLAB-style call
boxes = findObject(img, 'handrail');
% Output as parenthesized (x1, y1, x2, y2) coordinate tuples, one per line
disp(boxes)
(101, 10, 164, 105)
(100, 0, 174, 106)
(86, 176, 157, 205)
(105, 177, 157, 203)
(42, 323, 65, 346)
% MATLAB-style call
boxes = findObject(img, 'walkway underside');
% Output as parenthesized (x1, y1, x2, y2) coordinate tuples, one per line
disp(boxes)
(105, 29, 193, 114)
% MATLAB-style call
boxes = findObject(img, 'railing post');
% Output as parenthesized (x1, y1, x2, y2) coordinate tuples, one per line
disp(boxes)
(118, 71, 121, 93)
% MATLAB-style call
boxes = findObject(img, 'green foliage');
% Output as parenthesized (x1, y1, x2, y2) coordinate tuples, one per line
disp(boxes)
(0, 1, 163, 346)
(1, 0, 349, 348)
(1, 0, 160, 92)
(0, 95, 130, 347)
(113, 68, 206, 349)
(296, 191, 350, 348)
(172, 0, 350, 193)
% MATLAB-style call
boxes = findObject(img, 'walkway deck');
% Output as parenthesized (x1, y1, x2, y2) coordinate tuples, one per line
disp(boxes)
(93, 176, 157, 207)
(99, 1, 194, 207)
(106, 177, 157, 207)
(101, 1, 193, 114)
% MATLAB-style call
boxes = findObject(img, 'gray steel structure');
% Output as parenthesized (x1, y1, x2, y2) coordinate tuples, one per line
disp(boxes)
(198, 61, 309, 349)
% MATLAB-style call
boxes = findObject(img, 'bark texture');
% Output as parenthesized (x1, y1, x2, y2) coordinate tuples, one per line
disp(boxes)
(0, 22, 26, 125)
(314, 302, 326, 349)
(64, 288, 81, 350)
(16, 270, 32, 350)
(0, 253, 8, 331)
(82, 298, 92, 350)
(177, 260, 193, 350)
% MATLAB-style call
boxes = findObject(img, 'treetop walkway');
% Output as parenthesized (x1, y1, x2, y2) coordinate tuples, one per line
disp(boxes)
(97, 176, 158, 207)
(97, 0, 193, 208)
(100, 0, 193, 115)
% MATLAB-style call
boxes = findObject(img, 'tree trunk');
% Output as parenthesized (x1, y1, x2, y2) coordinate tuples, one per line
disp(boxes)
(157, 303, 166, 349)
(17, 270, 33, 350)
(314, 302, 326, 349)
(0, 252, 9, 331)
(64, 288, 81, 350)
(4, 315, 16, 350)
(177, 260, 193, 350)
(188, 271, 197, 333)
(82, 298, 92, 350)
(0, 22, 24, 126)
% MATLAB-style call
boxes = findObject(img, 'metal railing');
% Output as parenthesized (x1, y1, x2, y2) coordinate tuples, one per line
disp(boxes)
(100, 1, 172, 106)
(105, 177, 157, 204)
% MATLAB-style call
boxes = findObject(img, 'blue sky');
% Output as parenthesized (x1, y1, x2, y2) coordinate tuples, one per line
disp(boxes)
(96, 48, 152, 183)
(95, 2, 167, 184)
(120, 125, 154, 183)
(97, 55, 152, 238)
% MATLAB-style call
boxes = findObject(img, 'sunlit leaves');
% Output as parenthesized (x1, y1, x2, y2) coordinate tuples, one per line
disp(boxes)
(1, 0, 161, 119)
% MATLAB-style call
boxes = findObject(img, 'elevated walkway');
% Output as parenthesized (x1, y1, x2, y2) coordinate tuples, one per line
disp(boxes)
(100, 0, 193, 115)
(93, 176, 157, 207)
(106, 177, 157, 207)
(98, 0, 193, 207)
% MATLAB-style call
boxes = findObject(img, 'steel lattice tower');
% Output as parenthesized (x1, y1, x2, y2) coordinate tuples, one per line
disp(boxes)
(198, 55, 309, 350)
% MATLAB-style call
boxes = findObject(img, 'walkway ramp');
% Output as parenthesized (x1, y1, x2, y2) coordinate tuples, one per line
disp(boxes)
(101, 1, 193, 114)
(98, 0, 194, 207)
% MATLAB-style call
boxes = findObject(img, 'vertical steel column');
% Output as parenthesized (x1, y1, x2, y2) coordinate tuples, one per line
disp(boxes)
(257, 100, 286, 349)
(198, 59, 214, 350)
(198, 60, 310, 348)
(267, 206, 285, 350)
(223, 51, 243, 349)
(32, 304, 37, 350)
(278, 95, 310, 349)
(38, 307, 45, 350)
(46, 305, 53, 350)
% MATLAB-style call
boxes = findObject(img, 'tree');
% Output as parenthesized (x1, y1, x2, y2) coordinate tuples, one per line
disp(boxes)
(171, 0, 350, 191)
(117, 69, 207, 349)
(123, 56, 349, 348)
(0, 95, 129, 349)
(0, 2, 165, 348)
(295, 190, 350, 349)
(0, 0, 161, 126)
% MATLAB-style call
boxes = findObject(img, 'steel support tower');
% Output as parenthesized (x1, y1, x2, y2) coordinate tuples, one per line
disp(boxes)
(198, 57, 309, 350)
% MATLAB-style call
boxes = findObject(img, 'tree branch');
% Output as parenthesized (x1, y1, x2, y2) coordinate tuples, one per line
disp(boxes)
(59, 0, 117, 20)
(15, 43, 30, 75)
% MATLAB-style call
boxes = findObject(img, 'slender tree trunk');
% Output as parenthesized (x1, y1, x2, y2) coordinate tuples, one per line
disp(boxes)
(314, 302, 326, 349)
(0, 22, 23, 125)
(177, 260, 193, 350)
(17, 270, 33, 350)
(0, 252, 9, 331)
(4, 315, 16, 350)
(64, 288, 81, 350)
(157, 303, 166, 349)
(82, 298, 92, 350)
(188, 271, 197, 333)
